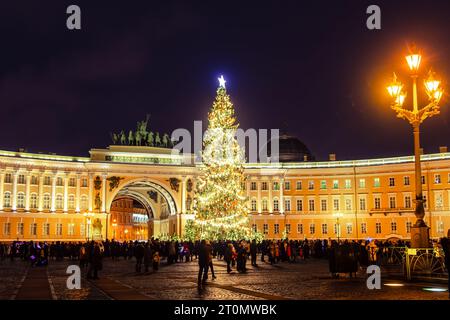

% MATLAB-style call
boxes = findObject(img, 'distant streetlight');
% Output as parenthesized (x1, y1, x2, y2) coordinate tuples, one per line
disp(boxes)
(112, 219, 117, 239)
(386, 45, 444, 248)
(333, 213, 343, 242)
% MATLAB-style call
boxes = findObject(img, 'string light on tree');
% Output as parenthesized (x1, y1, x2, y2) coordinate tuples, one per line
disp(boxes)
(187, 75, 252, 240)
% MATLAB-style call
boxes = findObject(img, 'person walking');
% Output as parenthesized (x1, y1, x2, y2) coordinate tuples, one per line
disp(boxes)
(87, 241, 102, 280)
(197, 240, 209, 290)
(143, 241, 153, 273)
(207, 241, 216, 280)
(224, 243, 233, 273)
(134, 242, 144, 272)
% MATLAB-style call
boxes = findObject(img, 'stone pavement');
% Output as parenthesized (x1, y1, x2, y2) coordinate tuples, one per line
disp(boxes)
(2, 257, 449, 300)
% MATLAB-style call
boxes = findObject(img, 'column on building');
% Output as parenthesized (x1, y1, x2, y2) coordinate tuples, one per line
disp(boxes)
(0, 171, 5, 210)
(76, 173, 81, 212)
(88, 174, 94, 212)
(279, 177, 284, 214)
(181, 176, 187, 214)
(63, 172, 69, 212)
(257, 179, 262, 214)
(12, 172, 18, 211)
(38, 172, 44, 211)
(101, 174, 107, 213)
(268, 177, 273, 213)
(51, 173, 57, 212)
(25, 172, 31, 211)
(246, 179, 250, 198)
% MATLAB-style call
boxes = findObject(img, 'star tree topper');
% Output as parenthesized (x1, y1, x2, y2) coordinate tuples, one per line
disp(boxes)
(218, 75, 226, 88)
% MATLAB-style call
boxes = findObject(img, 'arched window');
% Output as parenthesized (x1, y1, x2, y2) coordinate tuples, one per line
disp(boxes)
(31, 176, 38, 185)
(56, 194, 63, 210)
(43, 194, 51, 209)
(4, 192, 11, 208)
(68, 195, 75, 210)
(30, 194, 38, 209)
(17, 192, 25, 208)
(80, 195, 88, 210)
(56, 177, 63, 186)
(262, 199, 268, 211)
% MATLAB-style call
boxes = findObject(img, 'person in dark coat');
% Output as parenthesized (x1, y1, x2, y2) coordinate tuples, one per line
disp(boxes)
(250, 240, 258, 266)
(144, 242, 153, 272)
(134, 242, 145, 272)
(224, 243, 233, 273)
(87, 241, 102, 280)
(197, 240, 209, 289)
(440, 235, 450, 298)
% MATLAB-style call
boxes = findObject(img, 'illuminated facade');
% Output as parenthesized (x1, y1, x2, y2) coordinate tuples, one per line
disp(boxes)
(1, 143, 450, 241)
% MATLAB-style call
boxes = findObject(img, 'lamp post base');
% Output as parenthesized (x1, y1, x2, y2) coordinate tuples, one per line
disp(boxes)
(410, 226, 430, 248)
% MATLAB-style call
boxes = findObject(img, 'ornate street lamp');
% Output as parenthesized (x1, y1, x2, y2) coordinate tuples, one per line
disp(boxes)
(333, 213, 343, 242)
(386, 45, 444, 248)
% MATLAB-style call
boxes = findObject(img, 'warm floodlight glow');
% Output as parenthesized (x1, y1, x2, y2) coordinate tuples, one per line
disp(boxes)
(384, 283, 405, 287)
(406, 53, 422, 72)
(424, 71, 440, 94)
(218, 75, 226, 88)
(433, 89, 443, 102)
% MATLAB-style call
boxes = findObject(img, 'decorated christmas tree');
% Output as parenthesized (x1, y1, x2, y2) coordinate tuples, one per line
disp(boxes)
(190, 76, 251, 240)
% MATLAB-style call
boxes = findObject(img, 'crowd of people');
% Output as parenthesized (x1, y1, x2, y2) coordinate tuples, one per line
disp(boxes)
(0, 237, 449, 291)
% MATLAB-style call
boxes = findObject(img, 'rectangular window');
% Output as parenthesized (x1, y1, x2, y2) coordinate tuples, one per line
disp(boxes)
(359, 198, 366, 211)
(389, 177, 395, 187)
(262, 199, 268, 211)
(308, 199, 315, 212)
(423, 195, 427, 209)
(296, 181, 302, 190)
(252, 224, 257, 233)
(435, 193, 443, 209)
(286, 224, 291, 234)
(251, 199, 257, 211)
(251, 182, 257, 190)
(263, 224, 268, 235)
(421, 176, 425, 184)
(321, 199, 327, 211)
(345, 199, 352, 210)
(333, 199, 339, 211)
(81, 178, 88, 187)
(68, 223, 75, 236)
(261, 182, 268, 190)
(434, 174, 441, 184)
(391, 222, 397, 233)
(296, 199, 303, 211)
(273, 199, 279, 211)
(437, 221, 444, 234)
(320, 180, 327, 190)
(4, 173, 12, 183)
(344, 179, 351, 189)
(284, 199, 291, 211)
(322, 223, 328, 235)
(56, 223, 63, 236)
(333, 180, 339, 189)
(346, 223, 352, 235)
(31, 176, 38, 185)
(30, 223, 37, 236)
(80, 224, 85, 236)
(273, 182, 280, 191)
(44, 176, 51, 185)
(17, 223, 24, 236)
(334, 223, 341, 236)
(284, 181, 290, 191)
(297, 223, 303, 234)
(18, 175, 25, 184)
(274, 224, 279, 235)
(376, 222, 382, 234)
(374, 178, 380, 187)
(405, 196, 411, 208)
(3, 223, 11, 235)
(308, 181, 314, 190)
(43, 223, 50, 236)
(309, 224, 315, 235)
(359, 179, 366, 188)
(361, 223, 367, 234)
(374, 197, 381, 209)
(406, 222, 412, 233)
(404, 176, 410, 186)
(69, 178, 76, 187)
(389, 196, 396, 209)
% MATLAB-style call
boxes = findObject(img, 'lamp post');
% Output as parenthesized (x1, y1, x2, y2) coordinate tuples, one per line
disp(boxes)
(386, 45, 444, 248)
(333, 213, 343, 242)
(124, 228, 128, 241)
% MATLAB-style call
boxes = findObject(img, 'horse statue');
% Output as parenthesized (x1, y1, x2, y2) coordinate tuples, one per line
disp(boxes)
(120, 130, 126, 145)
(162, 133, 169, 148)
(128, 130, 134, 145)
(135, 130, 142, 146)
(137, 114, 150, 141)
(155, 132, 161, 146)
(147, 131, 154, 146)
(111, 132, 119, 145)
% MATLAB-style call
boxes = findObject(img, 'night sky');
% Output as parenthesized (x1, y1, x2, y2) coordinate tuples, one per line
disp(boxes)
(1, 0, 450, 160)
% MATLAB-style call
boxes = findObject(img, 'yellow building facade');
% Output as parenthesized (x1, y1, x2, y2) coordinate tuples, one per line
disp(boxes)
(0, 144, 449, 242)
